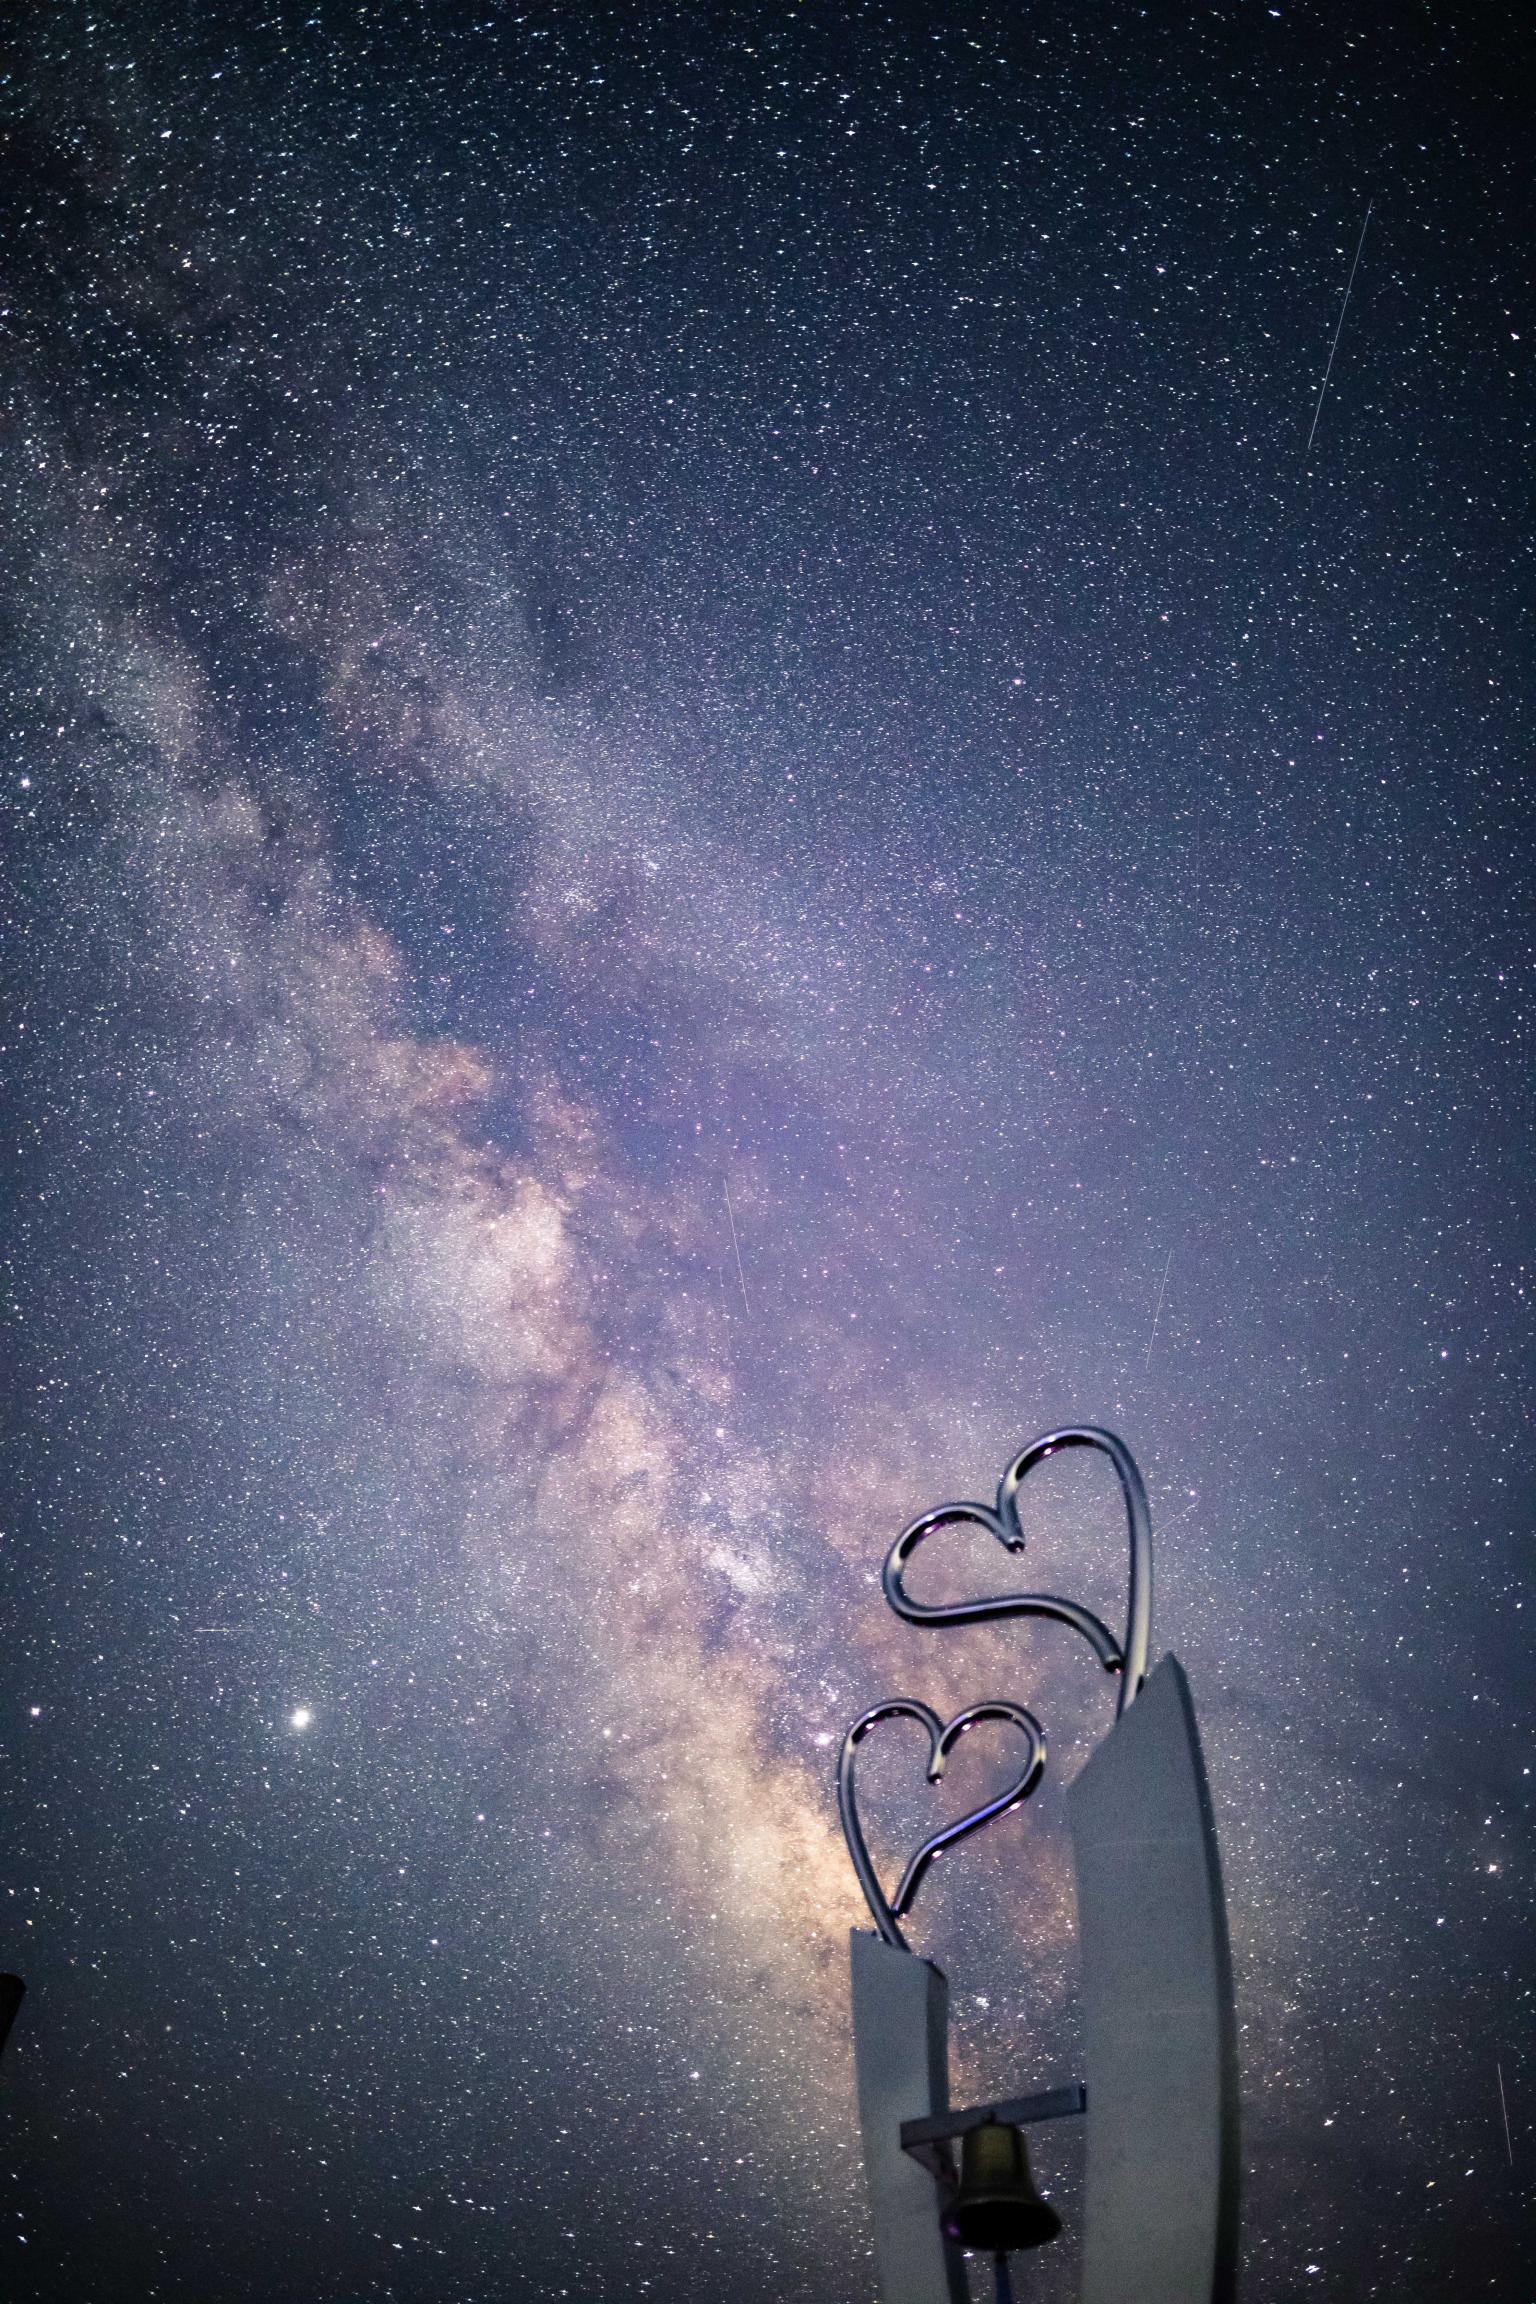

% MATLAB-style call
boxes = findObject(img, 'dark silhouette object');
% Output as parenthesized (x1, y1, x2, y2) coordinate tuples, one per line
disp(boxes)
(941, 2120, 1061, 2255)
(0, 1974, 24, 2059)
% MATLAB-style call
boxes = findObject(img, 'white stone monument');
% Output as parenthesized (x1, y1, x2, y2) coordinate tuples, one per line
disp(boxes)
(840, 1429, 1238, 2304)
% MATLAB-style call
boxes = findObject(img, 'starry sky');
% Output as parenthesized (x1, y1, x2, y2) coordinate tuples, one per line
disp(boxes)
(1, 4, 1531, 2299)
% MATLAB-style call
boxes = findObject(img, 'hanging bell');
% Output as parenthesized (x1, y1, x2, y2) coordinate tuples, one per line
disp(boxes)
(941, 2120, 1062, 2254)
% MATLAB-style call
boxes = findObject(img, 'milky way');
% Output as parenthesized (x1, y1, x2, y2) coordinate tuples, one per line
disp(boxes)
(2, 7, 1531, 2300)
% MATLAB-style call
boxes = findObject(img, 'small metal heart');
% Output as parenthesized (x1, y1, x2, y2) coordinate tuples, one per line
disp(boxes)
(837, 1697, 1046, 1950)
(881, 1425, 1153, 1714)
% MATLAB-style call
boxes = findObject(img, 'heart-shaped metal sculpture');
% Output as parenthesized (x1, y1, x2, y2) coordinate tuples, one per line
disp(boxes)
(838, 1697, 1046, 1950)
(881, 1425, 1152, 1715)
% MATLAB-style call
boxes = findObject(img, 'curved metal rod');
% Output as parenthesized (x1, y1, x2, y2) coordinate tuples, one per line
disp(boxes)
(884, 1500, 1123, 1668)
(838, 1697, 1046, 1950)
(881, 1426, 1153, 1716)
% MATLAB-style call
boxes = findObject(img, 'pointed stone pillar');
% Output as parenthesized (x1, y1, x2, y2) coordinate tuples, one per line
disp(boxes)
(1068, 1655, 1239, 2304)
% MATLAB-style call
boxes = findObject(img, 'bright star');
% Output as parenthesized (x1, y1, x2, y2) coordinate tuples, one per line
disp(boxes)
(289, 1706, 313, 1732)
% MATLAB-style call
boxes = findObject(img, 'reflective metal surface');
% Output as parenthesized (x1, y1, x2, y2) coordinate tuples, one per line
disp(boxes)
(900, 2085, 1086, 2187)
(838, 1699, 1046, 1951)
(941, 2120, 1061, 2254)
(881, 1426, 1152, 1715)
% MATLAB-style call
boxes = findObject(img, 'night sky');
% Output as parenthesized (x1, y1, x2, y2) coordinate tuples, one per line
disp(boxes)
(2, 4, 1531, 2299)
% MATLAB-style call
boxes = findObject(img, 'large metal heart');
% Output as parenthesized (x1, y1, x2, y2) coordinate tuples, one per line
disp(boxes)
(881, 1425, 1153, 1714)
(837, 1697, 1046, 1950)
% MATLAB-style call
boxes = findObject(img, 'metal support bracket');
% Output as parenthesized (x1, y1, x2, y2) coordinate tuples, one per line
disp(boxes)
(900, 2084, 1087, 2186)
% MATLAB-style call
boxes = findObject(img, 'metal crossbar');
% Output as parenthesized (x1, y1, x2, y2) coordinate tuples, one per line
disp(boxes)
(899, 2084, 1086, 2183)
